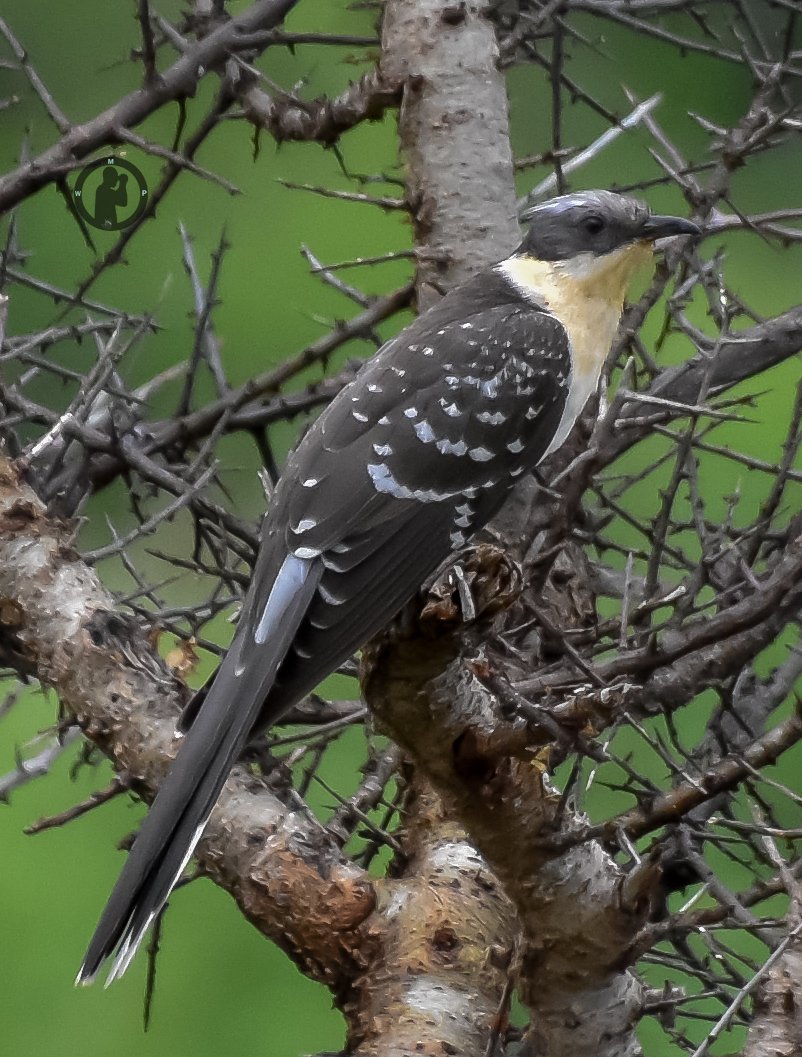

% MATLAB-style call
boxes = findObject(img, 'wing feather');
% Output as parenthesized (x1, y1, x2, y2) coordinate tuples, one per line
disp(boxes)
(242, 294, 572, 723)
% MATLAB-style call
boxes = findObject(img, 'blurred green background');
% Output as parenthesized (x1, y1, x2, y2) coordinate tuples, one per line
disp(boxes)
(1, 2, 800, 1055)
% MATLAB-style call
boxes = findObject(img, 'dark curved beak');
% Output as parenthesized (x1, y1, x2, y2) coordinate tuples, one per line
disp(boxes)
(641, 214, 701, 240)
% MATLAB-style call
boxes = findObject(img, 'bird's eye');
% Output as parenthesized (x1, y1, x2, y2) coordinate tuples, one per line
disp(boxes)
(583, 215, 605, 236)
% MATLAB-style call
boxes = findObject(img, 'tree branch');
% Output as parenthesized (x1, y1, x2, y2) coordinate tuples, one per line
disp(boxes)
(0, 458, 375, 988)
(0, 0, 299, 214)
(240, 68, 402, 144)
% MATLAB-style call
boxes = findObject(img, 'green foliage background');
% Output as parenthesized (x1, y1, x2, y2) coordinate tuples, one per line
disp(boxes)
(0, 3, 800, 1055)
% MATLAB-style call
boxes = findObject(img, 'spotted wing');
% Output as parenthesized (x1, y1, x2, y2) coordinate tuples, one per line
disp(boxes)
(239, 297, 572, 718)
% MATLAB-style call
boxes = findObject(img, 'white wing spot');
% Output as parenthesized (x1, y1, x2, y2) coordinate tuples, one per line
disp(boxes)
(481, 377, 500, 398)
(296, 517, 317, 532)
(436, 437, 468, 457)
(379, 415, 391, 425)
(414, 420, 436, 444)
(390, 365, 406, 377)
(476, 410, 506, 425)
(449, 529, 467, 548)
(404, 407, 418, 419)
(367, 383, 382, 393)
(367, 463, 456, 502)
(469, 446, 494, 462)
(302, 477, 318, 488)
(373, 442, 393, 457)
(352, 410, 369, 423)
(368, 462, 404, 498)
(460, 322, 472, 329)
(439, 398, 461, 417)
(319, 582, 347, 606)
(507, 439, 524, 454)
(423, 346, 434, 356)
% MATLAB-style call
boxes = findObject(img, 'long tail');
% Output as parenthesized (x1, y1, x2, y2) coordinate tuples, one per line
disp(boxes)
(77, 554, 321, 985)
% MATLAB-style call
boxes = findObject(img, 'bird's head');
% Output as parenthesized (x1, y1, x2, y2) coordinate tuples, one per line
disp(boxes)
(519, 189, 699, 261)
(507, 189, 700, 307)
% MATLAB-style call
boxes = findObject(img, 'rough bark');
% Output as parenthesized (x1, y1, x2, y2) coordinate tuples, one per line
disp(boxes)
(0, 458, 376, 988)
(350, 787, 519, 1057)
(381, 0, 519, 305)
(744, 921, 802, 1057)
(364, 609, 648, 1057)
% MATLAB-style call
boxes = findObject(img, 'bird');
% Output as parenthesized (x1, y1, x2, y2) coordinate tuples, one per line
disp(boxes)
(77, 189, 699, 984)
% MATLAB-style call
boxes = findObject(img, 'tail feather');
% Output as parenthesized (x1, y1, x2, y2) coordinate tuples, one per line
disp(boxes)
(77, 554, 321, 984)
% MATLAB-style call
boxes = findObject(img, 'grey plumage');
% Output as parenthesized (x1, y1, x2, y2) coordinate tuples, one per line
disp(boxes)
(519, 189, 697, 260)
(249, 290, 570, 718)
(77, 190, 699, 983)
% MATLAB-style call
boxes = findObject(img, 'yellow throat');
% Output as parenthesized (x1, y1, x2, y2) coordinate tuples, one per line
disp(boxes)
(499, 240, 654, 458)
(501, 240, 653, 378)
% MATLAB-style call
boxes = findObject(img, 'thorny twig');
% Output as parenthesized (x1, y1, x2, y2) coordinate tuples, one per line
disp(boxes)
(2, 2, 802, 1055)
